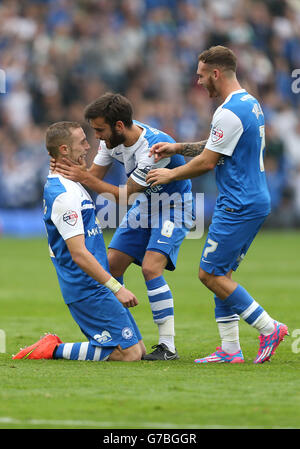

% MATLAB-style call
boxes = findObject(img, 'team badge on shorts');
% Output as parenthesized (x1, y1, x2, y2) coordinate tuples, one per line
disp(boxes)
(122, 327, 133, 340)
(93, 331, 112, 344)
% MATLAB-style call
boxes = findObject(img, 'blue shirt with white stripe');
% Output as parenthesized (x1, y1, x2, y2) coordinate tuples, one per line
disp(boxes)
(43, 174, 110, 304)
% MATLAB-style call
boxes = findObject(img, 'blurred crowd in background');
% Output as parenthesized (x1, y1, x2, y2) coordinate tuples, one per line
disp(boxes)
(0, 0, 300, 232)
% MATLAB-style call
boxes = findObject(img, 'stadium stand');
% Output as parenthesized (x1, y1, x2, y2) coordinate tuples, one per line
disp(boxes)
(0, 0, 299, 234)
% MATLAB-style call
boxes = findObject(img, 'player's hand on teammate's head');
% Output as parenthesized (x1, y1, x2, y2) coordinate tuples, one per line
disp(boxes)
(60, 157, 87, 171)
(55, 158, 86, 182)
(78, 155, 87, 171)
(49, 157, 56, 173)
(115, 287, 138, 308)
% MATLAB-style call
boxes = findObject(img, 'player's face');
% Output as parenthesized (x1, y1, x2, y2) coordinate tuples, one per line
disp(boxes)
(68, 127, 90, 164)
(90, 117, 126, 149)
(197, 61, 219, 98)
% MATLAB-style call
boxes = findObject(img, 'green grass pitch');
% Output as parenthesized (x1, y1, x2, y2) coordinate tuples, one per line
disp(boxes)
(0, 230, 299, 429)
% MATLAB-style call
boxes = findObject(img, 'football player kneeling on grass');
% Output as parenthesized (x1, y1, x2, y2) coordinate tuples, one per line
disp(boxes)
(13, 121, 145, 362)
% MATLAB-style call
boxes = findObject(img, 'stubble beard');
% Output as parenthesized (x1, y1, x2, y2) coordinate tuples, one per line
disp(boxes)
(206, 76, 219, 98)
(106, 129, 126, 149)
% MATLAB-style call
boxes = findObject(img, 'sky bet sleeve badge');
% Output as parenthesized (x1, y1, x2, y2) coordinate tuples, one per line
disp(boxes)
(63, 210, 78, 226)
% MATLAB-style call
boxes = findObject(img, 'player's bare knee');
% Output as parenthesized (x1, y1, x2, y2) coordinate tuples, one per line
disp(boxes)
(142, 263, 162, 281)
(142, 265, 154, 280)
(122, 344, 142, 362)
(139, 340, 147, 357)
(199, 268, 212, 287)
(107, 253, 122, 278)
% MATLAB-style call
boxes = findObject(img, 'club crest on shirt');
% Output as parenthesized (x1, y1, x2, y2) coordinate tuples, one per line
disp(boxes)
(63, 210, 78, 226)
(211, 126, 224, 142)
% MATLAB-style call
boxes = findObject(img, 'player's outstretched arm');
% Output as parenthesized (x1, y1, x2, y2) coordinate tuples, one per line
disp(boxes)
(53, 157, 144, 205)
(149, 140, 208, 162)
(66, 234, 138, 308)
(179, 140, 208, 157)
(50, 157, 109, 179)
(146, 148, 221, 186)
(54, 158, 121, 201)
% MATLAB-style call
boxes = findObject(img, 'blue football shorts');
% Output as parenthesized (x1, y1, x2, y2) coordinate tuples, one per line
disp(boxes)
(108, 205, 191, 271)
(67, 289, 142, 359)
(200, 211, 267, 276)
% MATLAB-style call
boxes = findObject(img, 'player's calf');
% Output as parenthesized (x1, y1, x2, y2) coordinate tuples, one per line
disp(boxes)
(198, 269, 238, 300)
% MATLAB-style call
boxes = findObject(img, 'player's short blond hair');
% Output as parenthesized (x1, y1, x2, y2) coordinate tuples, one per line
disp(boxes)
(46, 121, 81, 158)
(198, 46, 237, 73)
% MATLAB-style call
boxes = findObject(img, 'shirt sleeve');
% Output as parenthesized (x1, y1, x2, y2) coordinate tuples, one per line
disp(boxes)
(51, 191, 84, 241)
(93, 141, 113, 167)
(205, 108, 244, 157)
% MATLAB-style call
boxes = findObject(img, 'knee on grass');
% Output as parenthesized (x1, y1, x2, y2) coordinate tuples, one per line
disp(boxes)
(109, 343, 142, 362)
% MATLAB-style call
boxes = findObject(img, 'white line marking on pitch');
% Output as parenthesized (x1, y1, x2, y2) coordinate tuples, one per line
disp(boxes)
(0, 417, 296, 429)
(0, 417, 195, 428)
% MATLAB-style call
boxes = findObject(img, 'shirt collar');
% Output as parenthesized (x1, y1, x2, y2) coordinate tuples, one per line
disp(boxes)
(222, 88, 246, 106)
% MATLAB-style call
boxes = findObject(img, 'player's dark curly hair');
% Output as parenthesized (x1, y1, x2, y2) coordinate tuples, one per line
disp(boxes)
(84, 93, 133, 128)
